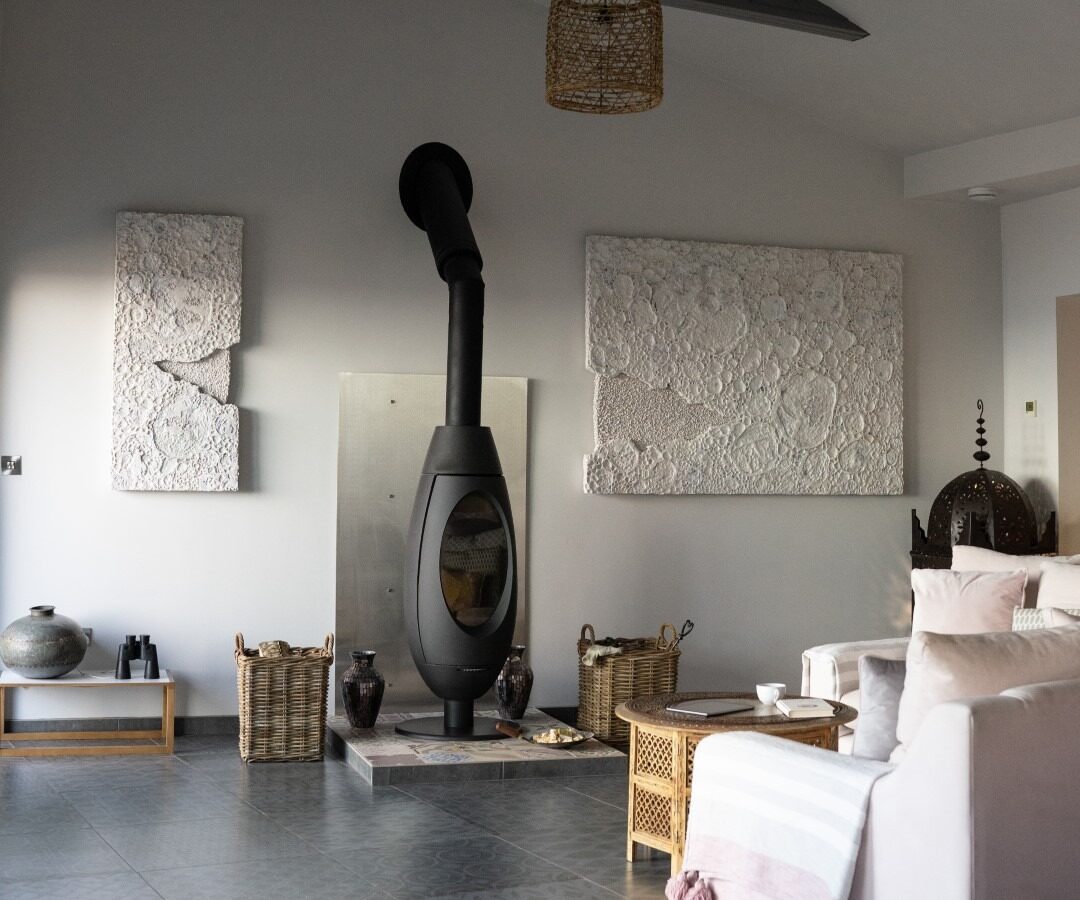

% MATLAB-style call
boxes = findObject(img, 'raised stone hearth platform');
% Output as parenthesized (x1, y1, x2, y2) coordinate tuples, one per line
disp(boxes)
(328, 708, 626, 786)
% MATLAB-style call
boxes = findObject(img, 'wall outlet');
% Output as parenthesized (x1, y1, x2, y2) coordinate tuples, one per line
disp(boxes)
(1025, 400, 1038, 417)
(0, 455, 21, 475)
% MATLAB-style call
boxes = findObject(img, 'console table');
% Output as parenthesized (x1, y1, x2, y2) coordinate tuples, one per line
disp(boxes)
(0, 669, 175, 757)
(616, 691, 857, 875)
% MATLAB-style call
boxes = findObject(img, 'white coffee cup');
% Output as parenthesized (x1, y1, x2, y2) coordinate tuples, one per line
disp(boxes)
(756, 682, 786, 705)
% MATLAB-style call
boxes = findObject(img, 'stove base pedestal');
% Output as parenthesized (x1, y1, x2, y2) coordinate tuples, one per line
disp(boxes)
(394, 698, 507, 741)
(394, 715, 506, 741)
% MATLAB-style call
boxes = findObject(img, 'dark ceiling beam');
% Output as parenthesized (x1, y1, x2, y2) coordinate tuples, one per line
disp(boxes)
(662, 0, 869, 41)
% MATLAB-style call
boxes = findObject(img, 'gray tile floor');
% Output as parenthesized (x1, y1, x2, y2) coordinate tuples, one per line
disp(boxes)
(0, 738, 670, 899)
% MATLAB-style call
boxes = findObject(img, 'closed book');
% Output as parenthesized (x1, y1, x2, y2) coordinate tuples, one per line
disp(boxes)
(665, 699, 755, 717)
(776, 698, 834, 719)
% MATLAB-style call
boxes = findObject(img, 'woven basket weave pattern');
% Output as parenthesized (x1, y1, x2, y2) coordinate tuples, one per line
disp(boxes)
(577, 623, 679, 747)
(546, 0, 663, 114)
(235, 632, 333, 762)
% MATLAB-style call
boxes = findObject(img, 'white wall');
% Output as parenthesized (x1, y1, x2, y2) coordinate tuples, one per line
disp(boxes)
(1001, 188, 1080, 529)
(0, 0, 1002, 721)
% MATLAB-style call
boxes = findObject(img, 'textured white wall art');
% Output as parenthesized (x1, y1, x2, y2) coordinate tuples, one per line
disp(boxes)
(111, 212, 243, 491)
(584, 236, 903, 495)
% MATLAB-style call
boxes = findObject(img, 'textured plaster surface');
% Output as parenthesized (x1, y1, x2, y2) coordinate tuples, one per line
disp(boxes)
(584, 235, 903, 495)
(157, 349, 232, 404)
(111, 212, 242, 491)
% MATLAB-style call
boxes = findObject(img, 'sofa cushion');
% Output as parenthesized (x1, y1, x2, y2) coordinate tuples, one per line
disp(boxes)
(1036, 560, 1080, 609)
(1013, 606, 1080, 631)
(951, 545, 1080, 608)
(840, 688, 860, 715)
(801, 637, 909, 701)
(892, 624, 1080, 761)
(911, 568, 1026, 635)
(852, 656, 905, 762)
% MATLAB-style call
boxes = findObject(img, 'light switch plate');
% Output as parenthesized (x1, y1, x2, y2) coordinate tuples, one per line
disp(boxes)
(1025, 400, 1038, 417)
(1, 455, 21, 475)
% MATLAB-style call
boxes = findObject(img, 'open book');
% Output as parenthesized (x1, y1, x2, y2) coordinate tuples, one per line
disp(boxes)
(776, 698, 835, 719)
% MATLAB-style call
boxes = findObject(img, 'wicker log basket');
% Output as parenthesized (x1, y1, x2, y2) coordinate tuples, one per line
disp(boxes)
(577, 623, 679, 748)
(235, 632, 333, 762)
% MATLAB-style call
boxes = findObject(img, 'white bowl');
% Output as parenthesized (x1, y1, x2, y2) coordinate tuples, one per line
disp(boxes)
(756, 682, 786, 705)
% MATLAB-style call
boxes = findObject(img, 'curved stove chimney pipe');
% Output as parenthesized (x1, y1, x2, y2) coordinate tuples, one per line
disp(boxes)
(396, 143, 518, 740)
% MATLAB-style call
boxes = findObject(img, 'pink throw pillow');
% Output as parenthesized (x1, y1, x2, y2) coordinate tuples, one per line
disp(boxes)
(1049, 607, 1080, 626)
(951, 545, 1080, 608)
(1036, 560, 1080, 609)
(893, 624, 1080, 759)
(911, 568, 1026, 635)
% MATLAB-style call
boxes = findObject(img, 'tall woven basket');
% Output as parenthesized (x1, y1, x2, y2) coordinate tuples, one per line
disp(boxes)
(235, 633, 333, 762)
(577, 623, 679, 748)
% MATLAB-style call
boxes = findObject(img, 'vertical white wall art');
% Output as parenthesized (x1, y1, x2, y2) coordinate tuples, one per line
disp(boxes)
(112, 213, 243, 491)
(585, 236, 903, 495)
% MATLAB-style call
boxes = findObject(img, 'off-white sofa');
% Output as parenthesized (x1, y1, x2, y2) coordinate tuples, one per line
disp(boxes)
(853, 677, 1080, 898)
(801, 636, 909, 753)
(685, 677, 1080, 899)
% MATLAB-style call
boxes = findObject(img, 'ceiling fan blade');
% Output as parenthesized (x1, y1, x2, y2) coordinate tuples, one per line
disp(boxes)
(662, 0, 869, 41)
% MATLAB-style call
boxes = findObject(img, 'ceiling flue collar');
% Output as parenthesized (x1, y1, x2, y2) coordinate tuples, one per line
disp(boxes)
(967, 186, 999, 202)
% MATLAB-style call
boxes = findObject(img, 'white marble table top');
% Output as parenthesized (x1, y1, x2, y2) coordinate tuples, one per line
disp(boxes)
(0, 668, 173, 686)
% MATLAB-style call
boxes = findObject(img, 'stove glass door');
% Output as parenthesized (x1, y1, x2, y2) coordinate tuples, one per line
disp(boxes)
(440, 491, 509, 630)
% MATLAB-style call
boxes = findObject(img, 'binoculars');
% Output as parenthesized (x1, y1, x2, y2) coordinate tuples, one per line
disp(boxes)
(115, 634, 160, 680)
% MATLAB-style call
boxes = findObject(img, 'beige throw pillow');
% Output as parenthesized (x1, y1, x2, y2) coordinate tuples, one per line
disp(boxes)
(1036, 560, 1080, 609)
(893, 624, 1080, 760)
(1013, 606, 1080, 631)
(1050, 608, 1080, 626)
(911, 568, 1026, 635)
(951, 546, 1080, 608)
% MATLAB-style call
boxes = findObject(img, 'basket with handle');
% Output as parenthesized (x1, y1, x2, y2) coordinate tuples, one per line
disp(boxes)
(577, 623, 680, 748)
(235, 632, 334, 762)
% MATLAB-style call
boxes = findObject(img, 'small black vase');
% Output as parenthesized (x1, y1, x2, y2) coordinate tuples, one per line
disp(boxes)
(496, 644, 533, 720)
(341, 650, 385, 729)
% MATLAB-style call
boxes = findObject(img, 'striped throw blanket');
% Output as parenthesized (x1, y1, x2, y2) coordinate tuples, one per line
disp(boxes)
(668, 733, 891, 900)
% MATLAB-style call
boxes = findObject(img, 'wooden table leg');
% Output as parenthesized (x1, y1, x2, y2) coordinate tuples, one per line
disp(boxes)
(162, 682, 175, 753)
(671, 731, 686, 876)
(671, 843, 684, 876)
(626, 722, 637, 861)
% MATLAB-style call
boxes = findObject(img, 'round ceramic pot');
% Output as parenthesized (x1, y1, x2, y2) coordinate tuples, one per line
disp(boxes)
(0, 606, 89, 678)
(341, 650, 385, 729)
(496, 644, 533, 720)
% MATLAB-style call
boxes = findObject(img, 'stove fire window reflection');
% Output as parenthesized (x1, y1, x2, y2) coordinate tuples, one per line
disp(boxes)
(440, 491, 509, 629)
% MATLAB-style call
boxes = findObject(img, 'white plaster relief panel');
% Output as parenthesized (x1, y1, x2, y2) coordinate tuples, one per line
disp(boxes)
(584, 236, 903, 495)
(112, 212, 242, 491)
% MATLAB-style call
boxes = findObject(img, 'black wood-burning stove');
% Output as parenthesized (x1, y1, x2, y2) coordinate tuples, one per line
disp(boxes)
(395, 143, 518, 741)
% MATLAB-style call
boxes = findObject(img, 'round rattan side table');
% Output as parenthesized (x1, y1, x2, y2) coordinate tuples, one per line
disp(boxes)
(616, 691, 858, 876)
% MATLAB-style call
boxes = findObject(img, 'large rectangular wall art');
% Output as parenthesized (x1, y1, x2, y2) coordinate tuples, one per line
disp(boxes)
(584, 236, 903, 495)
(111, 212, 243, 491)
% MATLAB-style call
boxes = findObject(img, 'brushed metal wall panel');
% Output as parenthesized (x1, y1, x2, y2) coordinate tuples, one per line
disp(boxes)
(335, 373, 528, 712)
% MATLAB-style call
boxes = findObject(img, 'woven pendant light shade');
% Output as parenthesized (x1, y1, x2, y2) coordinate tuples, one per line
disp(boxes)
(546, 0, 663, 114)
